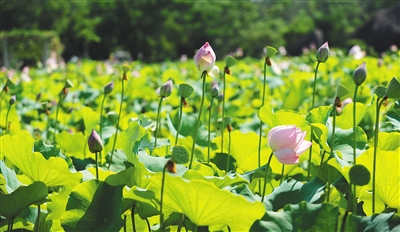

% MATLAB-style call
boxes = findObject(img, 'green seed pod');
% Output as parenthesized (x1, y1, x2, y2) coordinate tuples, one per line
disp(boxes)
(64, 79, 74, 88)
(224, 116, 232, 125)
(171, 145, 190, 164)
(385, 77, 400, 99)
(178, 83, 194, 98)
(225, 56, 237, 68)
(349, 164, 370, 186)
(265, 46, 278, 58)
(122, 64, 132, 74)
(336, 84, 350, 98)
(374, 85, 387, 99)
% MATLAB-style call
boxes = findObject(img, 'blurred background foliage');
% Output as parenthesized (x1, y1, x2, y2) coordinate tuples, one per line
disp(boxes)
(0, 0, 396, 64)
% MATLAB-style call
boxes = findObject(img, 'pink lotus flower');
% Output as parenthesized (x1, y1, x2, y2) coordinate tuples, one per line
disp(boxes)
(194, 42, 216, 72)
(267, 125, 312, 164)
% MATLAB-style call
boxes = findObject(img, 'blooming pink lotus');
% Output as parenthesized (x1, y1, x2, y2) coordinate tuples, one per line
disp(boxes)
(194, 42, 216, 72)
(267, 125, 312, 164)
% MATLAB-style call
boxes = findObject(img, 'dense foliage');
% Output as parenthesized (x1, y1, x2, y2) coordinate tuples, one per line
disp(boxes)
(1, 0, 394, 63)
(0, 43, 399, 231)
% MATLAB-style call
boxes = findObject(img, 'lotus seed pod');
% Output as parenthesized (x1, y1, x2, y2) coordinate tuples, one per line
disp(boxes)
(88, 129, 103, 153)
(224, 116, 232, 125)
(122, 64, 132, 74)
(107, 111, 118, 124)
(336, 84, 350, 98)
(374, 85, 387, 99)
(178, 83, 194, 98)
(171, 145, 190, 164)
(316, 42, 329, 63)
(225, 56, 237, 68)
(352, 62, 367, 86)
(265, 46, 278, 58)
(349, 164, 370, 186)
(104, 81, 114, 95)
(385, 77, 400, 99)
(64, 79, 74, 88)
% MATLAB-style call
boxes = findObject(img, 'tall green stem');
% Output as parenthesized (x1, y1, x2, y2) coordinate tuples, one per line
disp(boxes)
(372, 97, 385, 213)
(226, 128, 232, 171)
(131, 204, 136, 232)
(53, 101, 61, 144)
(175, 98, 184, 146)
(207, 98, 214, 163)
(317, 150, 327, 177)
(160, 166, 167, 231)
(307, 61, 321, 180)
(154, 97, 164, 149)
(258, 59, 268, 168)
(34, 204, 40, 232)
(261, 151, 274, 202)
(7, 217, 14, 232)
(280, 164, 285, 184)
(220, 71, 226, 153)
(327, 105, 337, 203)
(4, 105, 11, 135)
(189, 72, 207, 169)
(109, 79, 125, 168)
(99, 93, 106, 165)
(353, 85, 359, 165)
(95, 152, 99, 179)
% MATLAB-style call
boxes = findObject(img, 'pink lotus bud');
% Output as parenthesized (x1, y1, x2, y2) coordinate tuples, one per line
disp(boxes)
(316, 42, 329, 63)
(210, 82, 219, 98)
(267, 125, 312, 164)
(353, 62, 367, 86)
(194, 42, 216, 72)
(88, 129, 103, 153)
(104, 81, 114, 94)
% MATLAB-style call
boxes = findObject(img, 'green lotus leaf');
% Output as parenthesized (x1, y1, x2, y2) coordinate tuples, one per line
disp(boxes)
(118, 121, 149, 165)
(182, 169, 248, 189)
(343, 211, 399, 231)
(331, 126, 367, 166)
(149, 174, 265, 231)
(0, 181, 47, 219)
(0, 133, 82, 187)
(310, 123, 330, 151)
(306, 106, 332, 125)
(0, 160, 21, 193)
(356, 148, 400, 215)
(47, 186, 74, 231)
(335, 102, 370, 129)
(264, 178, 326, 211)
(251, 202, 339, 231)
(61, 179, 124, 231)
(213, 130, 272, 173)
(81, 106, 100, 137)
(56, 130, 93, 160)
(375, 132, 400, 151)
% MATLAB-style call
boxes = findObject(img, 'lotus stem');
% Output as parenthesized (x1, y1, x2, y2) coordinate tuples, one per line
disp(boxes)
(154, 97, 164, 149)
(4, 104, 11, 135)
(131, 204, 136, 232)
(261, 151, 274, 202)
(220, 71, 226, 153)
(99, 93, 107, 165)
(189, 71, 207, 169)
(207, 98, 214, 163)
(226, 127, 232, 171)
(160, 165, 167, 231)
(175, 98, 184, 146)
(372, 97, 385, 213)
(109, 79, 125, 168)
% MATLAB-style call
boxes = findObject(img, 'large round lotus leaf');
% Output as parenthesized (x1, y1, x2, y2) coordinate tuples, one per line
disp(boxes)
(61, 179, 124, 231)
(0, 181, 47, 219)
(0, 133, 82, 187)
(148, 174, 265, 231)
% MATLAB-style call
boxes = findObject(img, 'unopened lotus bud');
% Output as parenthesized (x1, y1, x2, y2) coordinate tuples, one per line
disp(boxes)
(41, 101, 50, 115)
(194, 42, 216, 72)
(374, 86, 387, 98)
(385, 77, 400, 99)
(171, 146, 190, 164)
(178, 83, 194, 98)
(36, 92, 42, 101)
(9, 95, 16, 106)
(104, 81, 114, 94)
(165, 160, 177, 173)
(349, 164, 370, 186)
(353, 62, 367, 86)
(225, 56, 237, 68)
(158, 79, 173, 98)
(217, 93, 224, 102)
(107, 111, 118, 124)
(210, 82, 219, 98)
(316, 42, 329, 63)
(88, 129, 103, 153)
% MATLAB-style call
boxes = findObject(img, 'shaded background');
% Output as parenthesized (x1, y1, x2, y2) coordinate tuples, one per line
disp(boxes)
(1, 0, 399, 66)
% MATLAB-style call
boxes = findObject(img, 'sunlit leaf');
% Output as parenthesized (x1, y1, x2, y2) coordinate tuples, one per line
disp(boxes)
(335, 102, 370, 129)
(0, 133, 82, 187)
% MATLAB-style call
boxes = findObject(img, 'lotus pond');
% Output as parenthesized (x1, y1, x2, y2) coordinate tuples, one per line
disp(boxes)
(0, 44, 399, 232)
